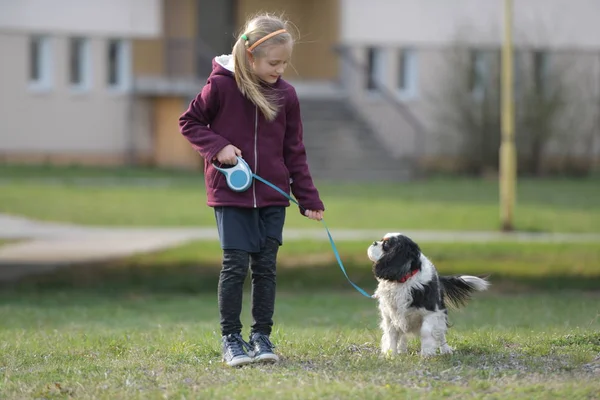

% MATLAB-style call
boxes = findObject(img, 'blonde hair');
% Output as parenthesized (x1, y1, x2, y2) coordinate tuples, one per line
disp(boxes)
(233, 13, 294, 121)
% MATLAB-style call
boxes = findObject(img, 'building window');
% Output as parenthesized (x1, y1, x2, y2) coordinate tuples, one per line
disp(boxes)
(69, 37, 91, 90)
(107, 39, 130, 90)
(397, 48, 418, 99)
(533, 50, 550, 96)
(366, 47, 386, 92)
(29, 35, 52, 90)
(470, 50, 487, 99)
(513, 50, 523, 99)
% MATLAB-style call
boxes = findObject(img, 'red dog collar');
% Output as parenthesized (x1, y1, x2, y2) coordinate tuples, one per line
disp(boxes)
(399, 269, 419, 283)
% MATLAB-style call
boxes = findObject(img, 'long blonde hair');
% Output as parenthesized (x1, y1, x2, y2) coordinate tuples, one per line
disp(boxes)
(233, 13, 294, 121)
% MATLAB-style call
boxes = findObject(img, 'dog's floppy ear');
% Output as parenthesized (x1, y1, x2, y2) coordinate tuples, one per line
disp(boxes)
(373, 235, 422, 281)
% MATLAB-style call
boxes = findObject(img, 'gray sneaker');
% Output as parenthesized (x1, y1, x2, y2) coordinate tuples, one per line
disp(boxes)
(222, 333, 253, 367)
(249, 332, 279, 363)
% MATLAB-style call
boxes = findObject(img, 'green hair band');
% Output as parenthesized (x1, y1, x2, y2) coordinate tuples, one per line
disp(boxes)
(241, 34, 248, 41)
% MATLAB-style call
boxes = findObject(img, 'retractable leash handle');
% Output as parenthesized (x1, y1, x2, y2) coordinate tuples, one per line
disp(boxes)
(211, 156, 253, 192)
(213, 156, 373, 299)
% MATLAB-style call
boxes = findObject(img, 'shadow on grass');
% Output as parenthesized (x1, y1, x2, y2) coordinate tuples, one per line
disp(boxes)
(2, 259, 599, 296)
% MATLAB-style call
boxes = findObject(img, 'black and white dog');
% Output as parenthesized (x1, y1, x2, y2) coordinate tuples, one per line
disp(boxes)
(368, 233, 489, 357)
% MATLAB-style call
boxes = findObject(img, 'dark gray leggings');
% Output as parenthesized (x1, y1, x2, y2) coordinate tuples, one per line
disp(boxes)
(218, 237, 279, 336)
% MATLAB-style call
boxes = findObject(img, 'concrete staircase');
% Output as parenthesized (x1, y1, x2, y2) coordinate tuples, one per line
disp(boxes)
(299, 98, 414, 181)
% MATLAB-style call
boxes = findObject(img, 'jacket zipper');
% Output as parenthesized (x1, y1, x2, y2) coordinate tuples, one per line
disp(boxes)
(253, 106, 258, 208)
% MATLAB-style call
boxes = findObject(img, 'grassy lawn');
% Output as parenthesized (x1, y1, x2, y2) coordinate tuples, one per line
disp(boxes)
(13, 240, 600, 293)
(1, 166, 599, 398)
(1, 164, 599, 232)
(1, 235, 599, 398)
(0, 289, 598, 399)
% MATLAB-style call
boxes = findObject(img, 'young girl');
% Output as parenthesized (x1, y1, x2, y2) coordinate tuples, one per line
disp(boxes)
(178, 13, 325, 367)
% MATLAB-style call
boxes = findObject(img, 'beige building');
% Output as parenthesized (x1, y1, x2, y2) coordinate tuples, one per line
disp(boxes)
(339, 0, 600, 173)
(0, 0, 340, 170)
(1, 0, 598, 175)
(0, 0, 162, 165)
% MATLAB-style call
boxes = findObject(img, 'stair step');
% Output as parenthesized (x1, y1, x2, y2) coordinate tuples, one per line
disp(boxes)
(298, 98, 415, 181)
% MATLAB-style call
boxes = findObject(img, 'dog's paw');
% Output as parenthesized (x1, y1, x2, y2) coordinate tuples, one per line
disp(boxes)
(381, 349, 397, 359)
(420, 347, 437, 358)
(439, 344, 454, 355)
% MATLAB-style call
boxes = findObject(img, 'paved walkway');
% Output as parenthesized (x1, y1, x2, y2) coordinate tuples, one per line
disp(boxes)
(1, 213, 599, 282)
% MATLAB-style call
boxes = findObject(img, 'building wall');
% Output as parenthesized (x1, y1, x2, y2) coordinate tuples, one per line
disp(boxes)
(0, 0, 161, 37)
(340, 0, 600, 49)
(152, 97, 201, 169)
(344, 45, 600, 167)
(0, 0, 163, 165)
(131, 0, 202, 170)
(3, 0, 598, 171)
(132, 0, 197, 78)
(339, 0, 600, 170)
(0, 33, 134, 162)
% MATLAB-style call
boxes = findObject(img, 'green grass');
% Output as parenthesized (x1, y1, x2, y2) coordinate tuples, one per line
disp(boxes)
(0, 290, 598, 399)
(0, 164, 599, 232)
(1, 237, 599, 398)
(2, 166, 598, 398)
(12, 240, 600, 293)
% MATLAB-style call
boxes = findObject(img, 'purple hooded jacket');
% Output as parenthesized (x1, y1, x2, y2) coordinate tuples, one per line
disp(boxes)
(178, 55, 324, 214)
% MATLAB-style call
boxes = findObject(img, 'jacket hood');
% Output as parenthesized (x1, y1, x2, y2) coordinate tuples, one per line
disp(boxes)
(215, 54, 234, 72)
(211, 54, 235, 78)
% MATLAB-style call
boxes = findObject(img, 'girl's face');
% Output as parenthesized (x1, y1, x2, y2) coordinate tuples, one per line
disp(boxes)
(250, 43, 292, 84)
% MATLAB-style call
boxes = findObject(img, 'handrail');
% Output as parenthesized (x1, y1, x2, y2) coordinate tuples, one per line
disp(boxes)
(333, 44, 427, 160)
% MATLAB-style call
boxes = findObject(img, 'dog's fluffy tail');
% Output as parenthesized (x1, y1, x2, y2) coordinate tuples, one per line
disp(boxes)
(440, 275, 490, 308)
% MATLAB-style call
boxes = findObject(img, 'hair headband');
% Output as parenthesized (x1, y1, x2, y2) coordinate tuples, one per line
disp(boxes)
(244, 29, 287, 52)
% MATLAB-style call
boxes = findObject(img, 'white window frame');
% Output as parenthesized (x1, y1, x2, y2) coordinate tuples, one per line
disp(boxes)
(28, 35, 53, 92)
(470, 50, 488, 100)
(69, 37, 91, 92)
(396, 48, 418, 100)
(107, 39, 131, 91)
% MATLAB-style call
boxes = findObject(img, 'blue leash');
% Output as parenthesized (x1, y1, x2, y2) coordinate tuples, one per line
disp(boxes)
(252, 174, 373, 299)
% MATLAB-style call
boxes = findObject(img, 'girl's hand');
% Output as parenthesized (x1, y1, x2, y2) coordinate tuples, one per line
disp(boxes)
(304, 210, 324, 221)
(215, 145, 242, 165)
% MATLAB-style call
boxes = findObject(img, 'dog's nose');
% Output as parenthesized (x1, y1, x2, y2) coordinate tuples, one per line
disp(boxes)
(372, 241, 377, 246)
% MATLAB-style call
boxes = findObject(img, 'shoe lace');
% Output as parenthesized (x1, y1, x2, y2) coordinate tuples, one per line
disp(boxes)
(226, 333, 251, 356)
(253, 333, 275, 351)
